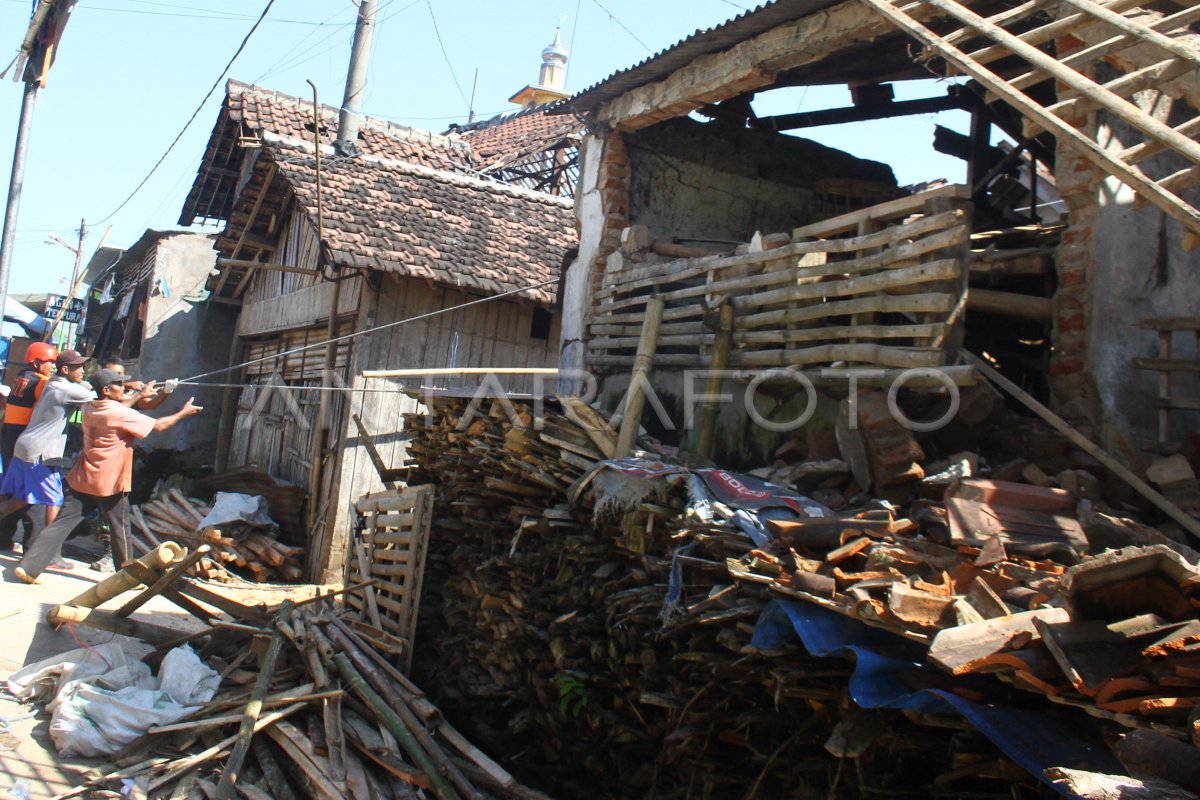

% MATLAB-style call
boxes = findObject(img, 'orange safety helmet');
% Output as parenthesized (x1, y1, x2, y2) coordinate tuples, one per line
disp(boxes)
(25, 342, 59, 365)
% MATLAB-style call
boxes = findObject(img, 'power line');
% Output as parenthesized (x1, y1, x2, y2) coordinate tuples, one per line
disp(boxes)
(566, 0, 582, 90)
(75, 4, 339, 24)
(589, 0, 652, 52)
(92, 0, 278, 225)
(425, 0, 470, 112)
(183, 277, 558, 382)
(253, 1, 357, 84)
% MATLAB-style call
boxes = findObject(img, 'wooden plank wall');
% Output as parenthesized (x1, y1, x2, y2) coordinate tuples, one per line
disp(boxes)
(320, 275, 561, 583)
(587, 186, 972, 373)
(228, 320, 355, 489)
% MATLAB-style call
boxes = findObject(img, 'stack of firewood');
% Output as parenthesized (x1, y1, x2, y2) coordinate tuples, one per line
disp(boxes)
(130, 489, 305, 583)
(398, 391, 1200, 798)
(401, 396, 1094, 798)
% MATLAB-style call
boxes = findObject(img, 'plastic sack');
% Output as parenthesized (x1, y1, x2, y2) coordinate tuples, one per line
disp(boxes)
(197, 491, 278, 540)
(6, 638, 153, 704)
(49, 644, 219, 757)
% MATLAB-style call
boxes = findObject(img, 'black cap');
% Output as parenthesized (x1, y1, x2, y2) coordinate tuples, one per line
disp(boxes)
(56, 349, 89, 368)
(90, 368, 126, 392)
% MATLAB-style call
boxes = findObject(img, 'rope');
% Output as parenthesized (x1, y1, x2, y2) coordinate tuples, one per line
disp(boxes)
(181, 277, 558, 383)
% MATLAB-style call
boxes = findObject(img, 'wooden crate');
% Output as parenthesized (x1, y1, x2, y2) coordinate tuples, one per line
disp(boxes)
(346, 485, 434, 673)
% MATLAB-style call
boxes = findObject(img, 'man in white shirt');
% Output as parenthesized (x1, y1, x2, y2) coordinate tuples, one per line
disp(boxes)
(0, 350, 94, 550)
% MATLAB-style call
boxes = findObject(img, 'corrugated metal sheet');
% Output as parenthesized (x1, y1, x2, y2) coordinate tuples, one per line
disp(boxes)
(559, 0, 839, 115)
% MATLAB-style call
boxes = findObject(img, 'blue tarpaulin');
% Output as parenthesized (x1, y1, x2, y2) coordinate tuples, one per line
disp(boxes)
(752, 599, 1123, 796)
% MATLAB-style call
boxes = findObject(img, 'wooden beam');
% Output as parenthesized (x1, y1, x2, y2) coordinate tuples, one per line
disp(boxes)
(760, 89, 971, 131)
(218, 258, 320, 277)
(597, 0, 915, 129)
(362, 367, 560, 378)
(963, 350, 1200, 542)
(857, 0, 1200, 239)
(966, 288, 1053, 321)
(214, 161, 277, 297)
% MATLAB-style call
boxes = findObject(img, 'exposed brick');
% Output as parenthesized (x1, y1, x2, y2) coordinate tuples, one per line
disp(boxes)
(1055, 312, 1086, 333)
(1057, 269, 1088, 288)
(1050, 357, 1085, 376)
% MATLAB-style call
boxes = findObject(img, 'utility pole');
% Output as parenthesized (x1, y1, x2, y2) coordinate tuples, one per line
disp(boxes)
(0, 0, 78, 335)
(334, 0, 377, 155)
(44, 217, 83, 343)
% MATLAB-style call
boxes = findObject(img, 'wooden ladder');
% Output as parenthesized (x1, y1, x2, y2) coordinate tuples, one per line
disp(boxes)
(1134, 317, 1200, 446)
(857, 0, 1200, 247)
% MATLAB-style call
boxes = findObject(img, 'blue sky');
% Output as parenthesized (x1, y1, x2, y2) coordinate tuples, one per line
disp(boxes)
(0, 0, 969, 299)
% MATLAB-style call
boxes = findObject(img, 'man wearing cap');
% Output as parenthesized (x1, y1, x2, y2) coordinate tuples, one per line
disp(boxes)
(14, 369, 202, 583)
(0, 350, 94, 547)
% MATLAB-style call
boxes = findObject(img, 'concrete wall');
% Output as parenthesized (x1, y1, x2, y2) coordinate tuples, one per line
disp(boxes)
(137, 233, 231, 465)
(1053, 86, 1200, 452)
(626, 118, 897, 243)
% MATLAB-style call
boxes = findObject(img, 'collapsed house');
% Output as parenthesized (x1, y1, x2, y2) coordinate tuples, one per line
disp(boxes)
(554, 0, 1200, 465)
(178, 78, 580, 582)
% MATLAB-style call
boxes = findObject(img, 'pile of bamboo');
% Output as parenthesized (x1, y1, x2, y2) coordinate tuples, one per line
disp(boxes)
(131, 489, 305, 583)
(59, 586, 546, 800)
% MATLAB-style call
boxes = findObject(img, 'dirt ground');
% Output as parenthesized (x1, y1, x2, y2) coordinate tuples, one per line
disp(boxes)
(0, 552, 206, 798)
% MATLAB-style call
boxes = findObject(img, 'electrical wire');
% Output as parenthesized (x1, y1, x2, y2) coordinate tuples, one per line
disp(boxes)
(566, 0, 582, 90)
(181, 277, 557, 382)
(589, 0, 652, 52)
(425, 0, 471, 112)
(92, 0, 278, 224)
(253, 1, 357, 84)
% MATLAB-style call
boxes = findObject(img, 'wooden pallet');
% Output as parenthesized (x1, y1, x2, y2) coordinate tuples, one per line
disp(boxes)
(858, 0, 1200, 248)
(346, 485, 435, 673)
(586, 184, 972, 374)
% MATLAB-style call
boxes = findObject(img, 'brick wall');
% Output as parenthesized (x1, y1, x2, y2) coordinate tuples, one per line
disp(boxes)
(1048, 56, 1105, 439)
(589, 129, 631, 302)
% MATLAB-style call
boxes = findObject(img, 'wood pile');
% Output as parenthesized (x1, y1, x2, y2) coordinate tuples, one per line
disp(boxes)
(130, 489, 305, 583)
(46, 559, 546, 800)
(58, 599, 547, 800)
(402, 395, 1142, 798)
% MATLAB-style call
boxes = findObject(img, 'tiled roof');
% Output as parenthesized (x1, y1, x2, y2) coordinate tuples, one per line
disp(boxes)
(460, 105, 581, 170)
(260, 133, 576, 304)
(227, 80, 471, 172)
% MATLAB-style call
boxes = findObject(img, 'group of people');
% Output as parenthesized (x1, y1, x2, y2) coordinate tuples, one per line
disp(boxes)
(0, 343, 203, 584)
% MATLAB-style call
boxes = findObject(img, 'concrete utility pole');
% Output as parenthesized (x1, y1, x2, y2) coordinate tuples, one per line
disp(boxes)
(0, 0, 78, 334)
(334, 0, 377, 155)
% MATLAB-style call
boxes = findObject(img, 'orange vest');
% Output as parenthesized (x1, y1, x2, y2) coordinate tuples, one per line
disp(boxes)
(4, 371, 47, 427)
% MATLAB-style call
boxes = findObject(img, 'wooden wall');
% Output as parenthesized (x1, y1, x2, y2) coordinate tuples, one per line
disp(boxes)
(320, 273, 561, 582)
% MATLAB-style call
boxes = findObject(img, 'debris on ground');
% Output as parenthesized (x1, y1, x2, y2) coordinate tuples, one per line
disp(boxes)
(397, 393, 1200, 799)
(130, 488, 305, 583)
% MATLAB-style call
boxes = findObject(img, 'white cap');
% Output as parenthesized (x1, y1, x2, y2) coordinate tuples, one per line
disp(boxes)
(0, 385, 10, 397)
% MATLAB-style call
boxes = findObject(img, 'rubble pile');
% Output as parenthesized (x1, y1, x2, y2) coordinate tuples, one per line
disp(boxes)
(130, 489, 306, 583)
(24, 566, 546, 800)
(401, 395, 1200, 798)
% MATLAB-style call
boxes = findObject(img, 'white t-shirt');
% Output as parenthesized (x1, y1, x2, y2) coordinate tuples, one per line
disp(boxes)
(14, 375, 95, 465)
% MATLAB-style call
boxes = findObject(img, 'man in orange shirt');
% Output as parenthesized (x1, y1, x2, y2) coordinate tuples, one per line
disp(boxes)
(14, 368, 201, 582)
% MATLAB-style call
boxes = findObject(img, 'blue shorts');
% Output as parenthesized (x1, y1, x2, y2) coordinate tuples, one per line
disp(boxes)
(1, 457, 64, 507)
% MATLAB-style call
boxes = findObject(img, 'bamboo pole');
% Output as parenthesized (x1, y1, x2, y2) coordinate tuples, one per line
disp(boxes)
(615, 297, 665, 457)
(695, 303, 735, 461)
(213, 601, 293, 800)
(115, 545, 211, 617)
(964, 351, 1200, 541)
(59, 542, 186, 610)
(333, 652, 464, 800)
(363, 367, 559, 378)
(325, 623, 482, 799)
